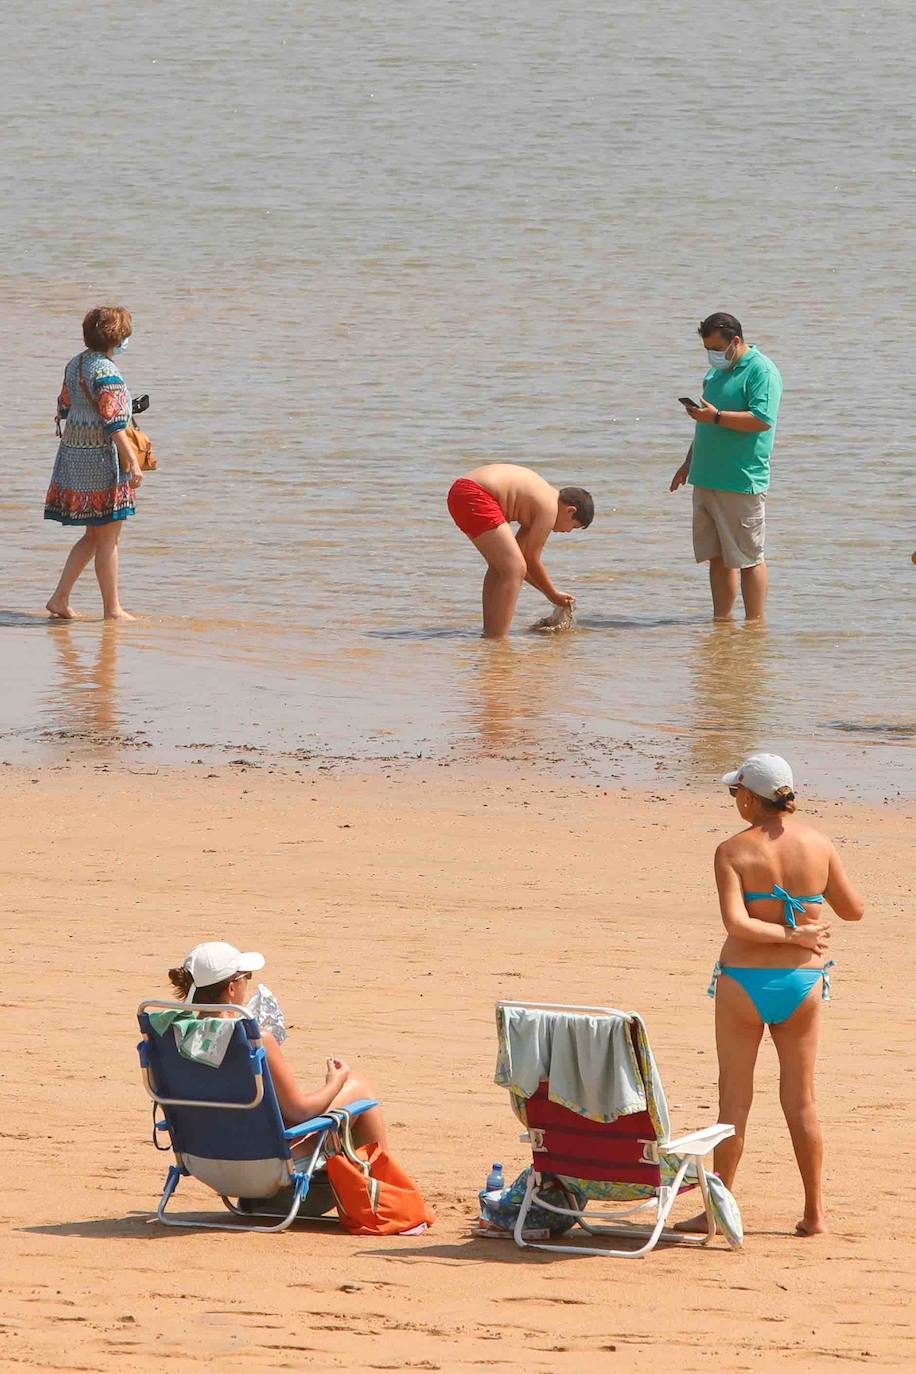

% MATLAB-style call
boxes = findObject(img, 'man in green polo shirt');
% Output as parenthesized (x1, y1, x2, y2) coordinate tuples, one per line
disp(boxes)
(670, 312, 782, 620)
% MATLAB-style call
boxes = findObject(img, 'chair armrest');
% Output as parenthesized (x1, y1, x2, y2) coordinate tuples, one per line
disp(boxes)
(283, 1114, 336, 1140)
(662, 1123, 735, 1156)
(336, 1098, 378, 1120)
(283, 1099, 378, 1142)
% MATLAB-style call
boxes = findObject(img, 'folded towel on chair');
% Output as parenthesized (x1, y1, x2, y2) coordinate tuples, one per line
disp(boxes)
(147, 1009, 237, 1067)
(496, 1006, 646, 1124)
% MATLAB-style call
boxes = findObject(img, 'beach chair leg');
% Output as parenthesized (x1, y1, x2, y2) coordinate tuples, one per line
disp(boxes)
(219, 1176, 314, 1232)
(155, 1165, 182, 1224)
(512, 1171, 539, 1248)
(248, 1175, 307, 1232)
(154, 1168, 307, 1231)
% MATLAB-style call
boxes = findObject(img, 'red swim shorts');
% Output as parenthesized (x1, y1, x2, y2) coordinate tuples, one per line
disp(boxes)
(447, 478, 507, 540)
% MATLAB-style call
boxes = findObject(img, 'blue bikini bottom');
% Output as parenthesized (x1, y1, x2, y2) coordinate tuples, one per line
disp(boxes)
(707, 962, 834, 1026)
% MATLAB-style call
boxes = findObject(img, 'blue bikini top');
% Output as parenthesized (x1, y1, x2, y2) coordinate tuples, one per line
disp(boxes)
(744, 885, 825, 930)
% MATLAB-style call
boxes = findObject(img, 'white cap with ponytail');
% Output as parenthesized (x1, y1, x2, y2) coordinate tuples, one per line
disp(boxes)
(721, 753, 795, 803)
(182, 941, 265, 1000)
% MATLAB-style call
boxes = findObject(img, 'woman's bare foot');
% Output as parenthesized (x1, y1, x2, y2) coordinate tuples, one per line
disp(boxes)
(673, 1212, 714, 1234)
(46, 597, 78, 619)
(104, 607, 136, 621)
(796, 1214, 828, 1235)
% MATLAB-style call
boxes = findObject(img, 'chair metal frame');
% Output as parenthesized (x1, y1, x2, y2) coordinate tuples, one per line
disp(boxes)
(497, 1000, 735, 1258)
(138, 999, 375, 1232)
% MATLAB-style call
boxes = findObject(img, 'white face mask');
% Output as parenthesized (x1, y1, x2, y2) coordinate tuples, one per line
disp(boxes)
(706, 340, 737, 370)
(114, 337, 130, 354)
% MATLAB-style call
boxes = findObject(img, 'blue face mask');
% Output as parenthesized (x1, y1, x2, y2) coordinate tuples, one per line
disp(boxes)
(706, 342, 736, 370)
(114, 337, 130, 354)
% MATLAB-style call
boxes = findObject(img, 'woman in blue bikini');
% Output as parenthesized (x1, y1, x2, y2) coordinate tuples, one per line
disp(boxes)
(679, 753, 864, 1237)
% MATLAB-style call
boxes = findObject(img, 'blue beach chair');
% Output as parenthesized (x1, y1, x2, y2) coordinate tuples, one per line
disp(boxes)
(137, 1000, 377, 1231)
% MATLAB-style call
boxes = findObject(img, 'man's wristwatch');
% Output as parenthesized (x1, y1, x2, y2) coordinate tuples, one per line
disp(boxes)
(714, 409, 722, 425)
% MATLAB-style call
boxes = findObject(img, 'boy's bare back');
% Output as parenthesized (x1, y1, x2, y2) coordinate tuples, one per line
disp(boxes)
(466, 464, 559, 530)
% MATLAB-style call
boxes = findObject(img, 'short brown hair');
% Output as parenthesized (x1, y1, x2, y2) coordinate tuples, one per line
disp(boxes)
(559, 486, 595, 528)
(82, 306, 132, 353)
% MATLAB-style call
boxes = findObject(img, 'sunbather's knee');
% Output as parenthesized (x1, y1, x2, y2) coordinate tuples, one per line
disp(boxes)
(332, 1071, 377, 1109)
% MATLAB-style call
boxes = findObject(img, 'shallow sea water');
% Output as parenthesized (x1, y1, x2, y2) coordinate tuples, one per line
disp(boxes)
(1, 0, 914, 797)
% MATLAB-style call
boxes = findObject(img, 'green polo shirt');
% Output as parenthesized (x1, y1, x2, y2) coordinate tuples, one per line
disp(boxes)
(688, 346, 783, 494)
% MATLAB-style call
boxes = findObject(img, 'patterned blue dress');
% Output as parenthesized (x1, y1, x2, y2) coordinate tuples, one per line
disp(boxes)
(45, 351, 135, 525)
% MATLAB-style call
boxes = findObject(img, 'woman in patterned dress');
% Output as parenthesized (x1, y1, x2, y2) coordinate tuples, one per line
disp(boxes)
(45, 305, 143, 620)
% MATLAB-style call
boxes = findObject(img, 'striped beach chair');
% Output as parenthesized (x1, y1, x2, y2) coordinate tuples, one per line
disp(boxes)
(137, 1000, 376, 1231)
(495, 1000, 742, 1257)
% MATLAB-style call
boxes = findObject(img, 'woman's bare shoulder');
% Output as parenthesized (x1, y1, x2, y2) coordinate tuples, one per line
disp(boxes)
(790, 819, 835, 852)
(715, 830, 750, 861)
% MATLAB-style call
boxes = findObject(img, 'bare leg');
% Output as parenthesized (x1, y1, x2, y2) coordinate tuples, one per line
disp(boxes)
(473, 525, 527, 639)
(330, 1073, 389, 1150)
(740, 562, 768, 621)
(709, 556, 738, 621)
(769, 985, 826, 1234)
(47, 529, 98, 617)
(676, 973, 764, 1231)
(93, 521, 134, 621)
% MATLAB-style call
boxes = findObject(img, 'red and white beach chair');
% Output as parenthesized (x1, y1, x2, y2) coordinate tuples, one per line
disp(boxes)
(495, 1000, 742, 1257)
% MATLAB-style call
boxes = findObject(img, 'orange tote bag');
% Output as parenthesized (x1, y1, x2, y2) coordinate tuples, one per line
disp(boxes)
(325, 1111, 435, 1236)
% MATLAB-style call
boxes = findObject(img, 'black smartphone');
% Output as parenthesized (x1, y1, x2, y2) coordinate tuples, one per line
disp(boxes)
(132, 393, 150, 414)
(678, 396, 700, 409)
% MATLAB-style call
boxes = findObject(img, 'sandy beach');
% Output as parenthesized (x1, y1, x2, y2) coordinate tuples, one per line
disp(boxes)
(2, 761, 913, 1373)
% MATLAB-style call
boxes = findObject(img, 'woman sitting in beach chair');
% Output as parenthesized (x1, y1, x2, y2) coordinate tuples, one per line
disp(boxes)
(167, 941, 389, 1150)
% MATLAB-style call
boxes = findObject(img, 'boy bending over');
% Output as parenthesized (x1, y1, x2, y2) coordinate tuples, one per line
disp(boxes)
(447, 464, 594, 638)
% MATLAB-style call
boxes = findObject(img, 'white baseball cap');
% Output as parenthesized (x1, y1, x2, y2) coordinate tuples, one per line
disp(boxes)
(183, 941, 265, 997)
(721, 753, 795, 801)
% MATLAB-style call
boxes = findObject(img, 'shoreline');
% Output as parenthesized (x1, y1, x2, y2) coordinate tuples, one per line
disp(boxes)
(1, 613, 912, 804)
(3, 762, 913, 1371)
(4, 745, 913, 805)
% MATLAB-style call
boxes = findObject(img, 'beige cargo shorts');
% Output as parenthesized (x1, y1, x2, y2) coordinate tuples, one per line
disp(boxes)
(692, 486, 766, 569)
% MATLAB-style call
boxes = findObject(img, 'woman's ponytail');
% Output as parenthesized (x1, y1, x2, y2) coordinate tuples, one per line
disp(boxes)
(168, 966, 193, 1000)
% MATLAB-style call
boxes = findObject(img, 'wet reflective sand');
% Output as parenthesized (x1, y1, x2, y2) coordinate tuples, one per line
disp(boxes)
(1, 611, 910, 800)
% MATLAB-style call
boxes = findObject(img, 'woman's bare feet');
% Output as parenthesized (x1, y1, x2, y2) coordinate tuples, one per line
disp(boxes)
(673, 1212, 714, 1234)
(104, 607, 136, 621)
(796, 1214, 828, 1235)
(46, 597, 78, 619)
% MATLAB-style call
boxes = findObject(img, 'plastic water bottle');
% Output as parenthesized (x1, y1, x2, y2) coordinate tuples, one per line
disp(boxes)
(485, 1162, 504, 1194)
(478, 1163, 506, 1230)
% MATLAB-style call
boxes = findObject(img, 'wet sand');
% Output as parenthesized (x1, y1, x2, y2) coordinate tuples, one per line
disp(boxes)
(1, 615, 913, 804)
(3, 763, 914, 1372)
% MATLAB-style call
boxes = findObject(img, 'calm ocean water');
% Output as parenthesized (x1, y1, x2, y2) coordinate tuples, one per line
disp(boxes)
(1, 0, 914, 796)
